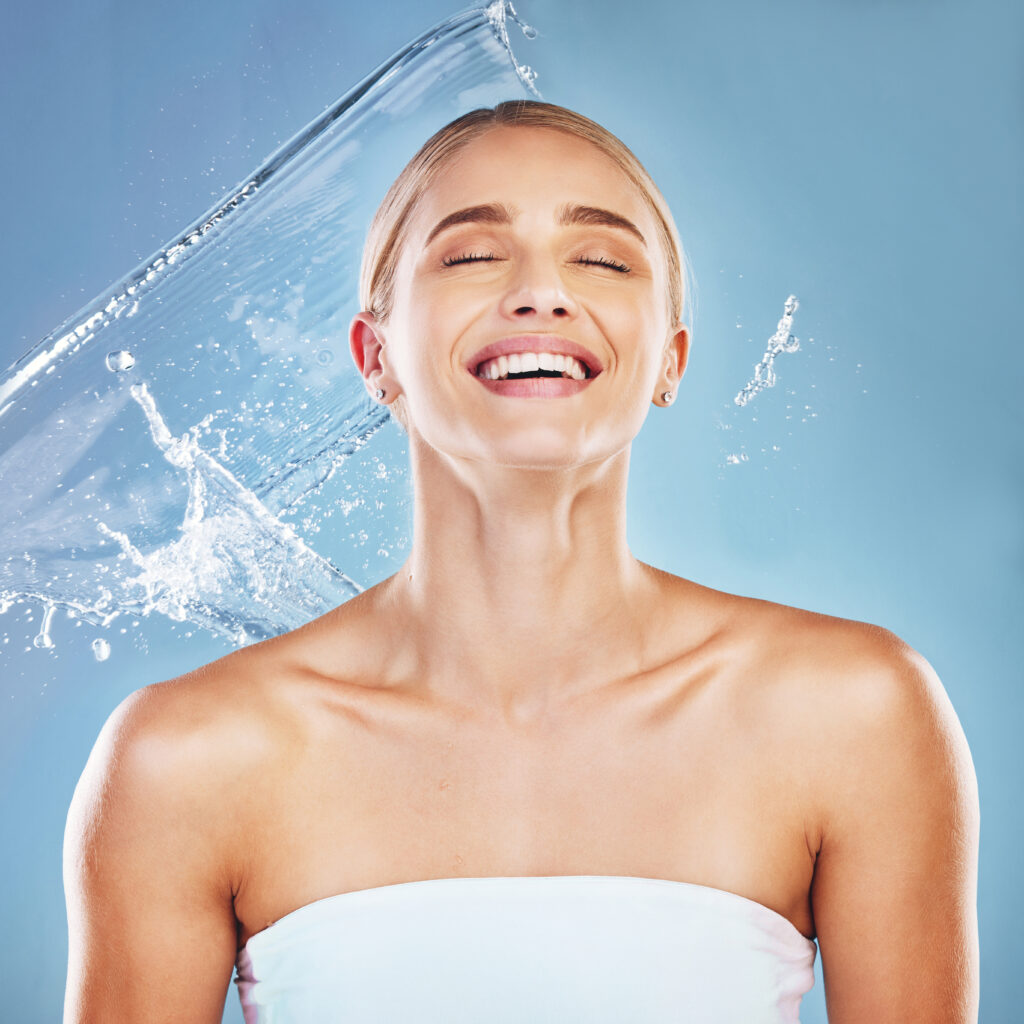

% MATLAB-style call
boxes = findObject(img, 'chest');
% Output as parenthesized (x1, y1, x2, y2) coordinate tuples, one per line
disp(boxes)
(233, 684, 818, 945)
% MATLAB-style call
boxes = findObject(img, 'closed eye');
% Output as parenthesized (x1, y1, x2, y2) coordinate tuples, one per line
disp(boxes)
(441, 252, 499, 266)
(441, 253, 630, 273)
(577, 256, 630, 273)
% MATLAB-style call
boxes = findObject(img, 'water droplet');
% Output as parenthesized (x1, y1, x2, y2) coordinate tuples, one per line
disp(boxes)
(32, 602, 57, 649)
(91, 638, 111, 662)
(105, 350, 135, 372)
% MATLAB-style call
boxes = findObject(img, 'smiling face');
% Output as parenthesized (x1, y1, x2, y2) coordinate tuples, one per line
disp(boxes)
(351, 126, 688, 470)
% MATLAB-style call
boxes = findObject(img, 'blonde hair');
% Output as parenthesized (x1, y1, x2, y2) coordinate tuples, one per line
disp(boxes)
(359, 100, 693, 332)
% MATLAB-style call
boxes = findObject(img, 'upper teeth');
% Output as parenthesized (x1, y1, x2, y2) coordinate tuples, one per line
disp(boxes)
(477, 352, 589, 381)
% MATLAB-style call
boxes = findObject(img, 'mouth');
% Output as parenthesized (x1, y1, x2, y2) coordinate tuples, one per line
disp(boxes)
(467, 336, 603, 393)
(475, 351, 592, 381)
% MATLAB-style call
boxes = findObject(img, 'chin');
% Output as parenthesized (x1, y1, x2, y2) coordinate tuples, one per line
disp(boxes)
(410, 416, 636, 473)
(471, 431, 629, 473)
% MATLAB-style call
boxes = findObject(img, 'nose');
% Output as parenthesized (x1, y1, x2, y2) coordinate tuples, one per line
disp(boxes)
(498, 255, 579, 322)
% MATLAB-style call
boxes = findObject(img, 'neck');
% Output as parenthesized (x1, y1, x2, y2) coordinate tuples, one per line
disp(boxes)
(378, 433, 660, 721)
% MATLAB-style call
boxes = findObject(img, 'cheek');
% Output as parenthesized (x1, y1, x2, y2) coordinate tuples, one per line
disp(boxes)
(386, 302, 466, 407)
(406, 285, 480, 368)
(608, 304, 666, 383)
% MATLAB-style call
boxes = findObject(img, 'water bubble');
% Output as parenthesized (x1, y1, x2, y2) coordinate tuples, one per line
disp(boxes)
(105, 350, 135, 372)
(726, 453, 749, 465)
(91, 638, 111, 662)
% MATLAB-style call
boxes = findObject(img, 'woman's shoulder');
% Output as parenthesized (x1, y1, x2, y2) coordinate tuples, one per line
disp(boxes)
(85, 589, 387, 792)
(75, 652, 260, 822)
(78, 629, 324, 814)
(62, 639, 326, 1006)
(696, 582, 973, 807)
(660, 572, 965, 754)
(667, 579, 977, 859)
(730, 591, 949, 723)
(670, 573, 924, 677)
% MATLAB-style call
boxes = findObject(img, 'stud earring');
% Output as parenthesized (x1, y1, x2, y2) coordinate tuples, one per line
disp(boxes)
(661, 390, 674, 403)
(375, 388, 385, 400)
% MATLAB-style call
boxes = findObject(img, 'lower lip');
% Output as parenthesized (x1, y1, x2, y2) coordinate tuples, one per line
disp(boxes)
(472, 374, 594, 397)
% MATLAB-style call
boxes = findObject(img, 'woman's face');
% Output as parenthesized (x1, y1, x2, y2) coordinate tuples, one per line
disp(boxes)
(358, 126, 688, 470)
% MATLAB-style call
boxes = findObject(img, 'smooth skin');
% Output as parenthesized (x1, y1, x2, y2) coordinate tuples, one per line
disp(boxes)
(64, 127, 979, 1022)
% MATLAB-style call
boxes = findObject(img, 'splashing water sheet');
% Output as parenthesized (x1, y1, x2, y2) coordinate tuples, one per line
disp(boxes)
(0, 1, 539, 654)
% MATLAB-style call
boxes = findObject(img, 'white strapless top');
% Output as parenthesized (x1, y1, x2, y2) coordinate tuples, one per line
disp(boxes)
(234, 875, 817, 1023)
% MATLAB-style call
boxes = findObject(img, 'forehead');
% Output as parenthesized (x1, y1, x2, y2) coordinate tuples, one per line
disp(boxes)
(407, 126, 652, 241)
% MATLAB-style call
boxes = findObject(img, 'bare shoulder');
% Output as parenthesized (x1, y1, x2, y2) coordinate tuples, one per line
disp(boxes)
(677, 585, 980, 1017)
(67, 592, 382, 868)
(62, 631, 333, 1021)
(769, 606, 981, 872)
(664, 576, 978, 846)
(723, 600, 981, 1018)
(750, 601, 976, 799)
(68, 633, 314, 852)
(66, 645, 276, 915)
(698, 585, 973, 769)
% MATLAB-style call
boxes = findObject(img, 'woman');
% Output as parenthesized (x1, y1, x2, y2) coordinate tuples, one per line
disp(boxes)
(63, 101, 979, 1023)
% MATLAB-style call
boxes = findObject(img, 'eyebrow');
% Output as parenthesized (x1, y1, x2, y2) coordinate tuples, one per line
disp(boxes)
(559, 203, 646, 245)
(424, 203, 513, 245)
(423, 201, 646, 247)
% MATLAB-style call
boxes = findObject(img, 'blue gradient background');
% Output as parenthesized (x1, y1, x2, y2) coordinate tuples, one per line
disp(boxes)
(2, 1, 1020, 1020)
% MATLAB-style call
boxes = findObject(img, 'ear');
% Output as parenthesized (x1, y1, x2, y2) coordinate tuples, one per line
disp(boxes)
(655, 325, 690, 401)
(667, 324, 690, 380)
(349, 311, 396, 398)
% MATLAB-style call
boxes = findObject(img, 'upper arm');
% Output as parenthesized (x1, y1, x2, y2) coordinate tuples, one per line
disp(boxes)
(810, 633, 980, 1023)
(63, 685, 241, 1023)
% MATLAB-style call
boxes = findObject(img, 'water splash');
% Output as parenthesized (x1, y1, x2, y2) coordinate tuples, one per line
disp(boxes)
(733, 295, 801, 407)
(486, 0, 540, 92)
(0, 2, 539, 650)
(87, 380, 364, 646)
